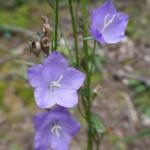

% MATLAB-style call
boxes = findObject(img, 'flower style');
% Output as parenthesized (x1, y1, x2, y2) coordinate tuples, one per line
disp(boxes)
(27, 52, 85, 108)
(33, 106, 80, 150)
(91, 0, 128, 44)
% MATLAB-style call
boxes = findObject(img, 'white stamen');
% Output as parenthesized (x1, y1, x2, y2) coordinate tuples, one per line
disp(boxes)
(51, 124, 62, 138)
(50, 75, 63, 91)
(57, 74, 63, 83)
(102, 13, 116, 32)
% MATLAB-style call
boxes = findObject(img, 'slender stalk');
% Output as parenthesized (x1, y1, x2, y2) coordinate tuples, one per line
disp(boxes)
(68, 0, 79, 68)
(89, 40, 96, 78)
(54, 0, 59, 51)
(51, 33, 54, 52)
(81, 1, 89, 69)
(81, 0, 93, 149)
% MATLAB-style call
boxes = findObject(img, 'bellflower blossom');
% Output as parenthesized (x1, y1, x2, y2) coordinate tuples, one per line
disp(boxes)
(91, 0, 128, 44)
(27, 52, 85, 108)
(33, 106, 80, 150)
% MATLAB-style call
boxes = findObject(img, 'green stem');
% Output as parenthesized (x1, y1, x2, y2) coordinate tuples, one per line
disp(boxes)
(81, 1, 89, 69)
(89, 40, 96, 79)
(68, 0, 79, 68)
(51, 33, 54, 52)
(54, 0, 59, 51)
(81, 0, 93, 149)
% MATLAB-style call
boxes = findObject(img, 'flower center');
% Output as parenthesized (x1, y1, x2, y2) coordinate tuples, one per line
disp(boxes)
(51, 123, 62, 138)
(50, 75, 63, 92)
(102, 13, 116, 32)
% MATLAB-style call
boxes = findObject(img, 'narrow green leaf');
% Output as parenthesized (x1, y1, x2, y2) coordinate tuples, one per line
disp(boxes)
(91, 113, 105, 134)
(83, 36, 94, 41)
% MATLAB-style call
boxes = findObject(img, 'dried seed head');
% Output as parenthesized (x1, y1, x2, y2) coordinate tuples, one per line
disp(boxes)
(41, 16, 52, 38)
(29, 16, 52, 57)
(41, 37, 50, 56)
(29, 35, 42, 57)
(31, 41, 41, 57)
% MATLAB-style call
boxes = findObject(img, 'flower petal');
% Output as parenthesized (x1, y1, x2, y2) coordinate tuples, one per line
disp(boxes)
(34, 87, 56, 108)
(103, 12, 128, 43)
(91, 27, 106, 44)
(50, 132, 71, 150)
(34, 129, 51, 150)
(56, 88, 78, 108)
(27, 64, 46, 88)
(91, 0, 116, 31)
(43, 51, 68, 67)
(61, 67, 85, 90)
(61, 114, 80, 137)
(41, 62, 67, 85)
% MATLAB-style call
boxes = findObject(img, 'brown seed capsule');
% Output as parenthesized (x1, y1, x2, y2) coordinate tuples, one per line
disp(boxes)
(29, 34, 42, 57)
(30, 41, 41, 57)
(41, 37, 50, 56)
(29, 16, 52, 57)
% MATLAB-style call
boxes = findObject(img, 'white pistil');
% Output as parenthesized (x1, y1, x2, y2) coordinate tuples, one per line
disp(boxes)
(51, 124, 62, 138)
(102, 13, 116, 32)
(50, 75, 63, 91)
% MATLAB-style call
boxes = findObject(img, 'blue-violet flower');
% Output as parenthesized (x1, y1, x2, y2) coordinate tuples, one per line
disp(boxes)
(27, 52, 85, 108)
(91, 0, 128, 44)
(33, 106, 80, 150)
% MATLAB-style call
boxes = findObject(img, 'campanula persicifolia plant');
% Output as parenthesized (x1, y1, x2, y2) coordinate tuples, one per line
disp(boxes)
(27, 0, 128, 149)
